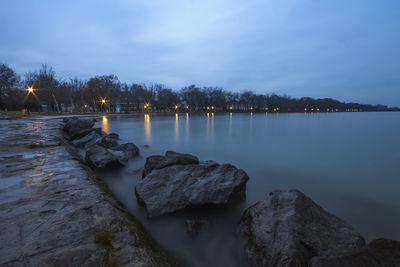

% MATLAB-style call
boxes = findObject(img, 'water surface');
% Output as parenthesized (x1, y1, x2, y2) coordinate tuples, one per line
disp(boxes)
(97, 112, 400, 266)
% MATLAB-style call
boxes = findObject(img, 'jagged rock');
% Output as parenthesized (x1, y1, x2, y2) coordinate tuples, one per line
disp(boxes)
(70, 127, 102, 141)
(72, 131, 102, 148)
(135, 159, 249, 217)
(142, 150, 199, 178)
(311, 238, 400, 267)
(185, 218, 210, 238)
(97, 133, 119, 148)
(238, 190, 366, 267)
(62, 118, 95, 137)
(85, 144, 125, 169)
(112, 142, 140, 159)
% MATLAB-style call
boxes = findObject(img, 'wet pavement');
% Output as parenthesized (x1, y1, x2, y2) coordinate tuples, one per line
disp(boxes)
(0, 119, 172, 266)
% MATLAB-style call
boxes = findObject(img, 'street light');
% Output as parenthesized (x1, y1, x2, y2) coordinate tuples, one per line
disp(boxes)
(25, 85, 36, 94)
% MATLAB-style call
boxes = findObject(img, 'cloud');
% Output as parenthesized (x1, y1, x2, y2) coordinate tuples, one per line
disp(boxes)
(0, 0, 399, 106)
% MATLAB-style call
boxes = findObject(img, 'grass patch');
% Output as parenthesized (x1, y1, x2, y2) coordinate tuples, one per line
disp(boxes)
(95, 229, 114, 247)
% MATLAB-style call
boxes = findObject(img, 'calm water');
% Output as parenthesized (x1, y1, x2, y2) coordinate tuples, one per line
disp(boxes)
(96, 112, 400, 266)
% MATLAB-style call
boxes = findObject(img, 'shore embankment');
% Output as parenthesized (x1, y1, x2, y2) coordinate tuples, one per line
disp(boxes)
(0, 118, 174, 266)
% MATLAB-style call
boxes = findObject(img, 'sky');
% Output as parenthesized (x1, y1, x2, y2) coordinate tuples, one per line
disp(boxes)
(0, 0, 399, 106)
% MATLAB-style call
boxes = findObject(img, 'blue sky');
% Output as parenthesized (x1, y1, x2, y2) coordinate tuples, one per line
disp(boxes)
(1, 0, 399, 106)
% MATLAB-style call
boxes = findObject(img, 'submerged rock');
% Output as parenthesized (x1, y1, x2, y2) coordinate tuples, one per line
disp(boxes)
(238, 190, 365, 267)
(85, 144, 125, 169)
(142, 150, 199, 178)
(312, 238, 400, 267)
(185, 218, 210, 238)
(135, 158, 249, 217)
(62, 118, 95, 137)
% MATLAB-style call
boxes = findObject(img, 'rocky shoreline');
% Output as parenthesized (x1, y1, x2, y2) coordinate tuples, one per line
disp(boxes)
(1, 117, 400, 267)
(0, 118, 175, 266)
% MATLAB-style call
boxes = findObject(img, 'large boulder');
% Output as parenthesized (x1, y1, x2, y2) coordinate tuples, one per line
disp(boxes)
(112, 143, 140, 159)
(62, 118, 95, 137)
(85, 144, 125, 169)
(72, 130, 102, 148)
(70, 127, 102, 141)
(142, 150, 199, 178)
(312, 238, 400, 267)
(96, 133, 119, 148)
(238, 190, 366, 267)
(135, 160, 249, 217)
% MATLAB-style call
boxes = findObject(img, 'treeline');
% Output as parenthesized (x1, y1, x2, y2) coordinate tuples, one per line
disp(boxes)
(0, 63, 398, 113)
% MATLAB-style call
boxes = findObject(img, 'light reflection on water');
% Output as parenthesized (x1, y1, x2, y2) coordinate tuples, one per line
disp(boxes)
(144, 114, 151, 145)
(185, 113, 189, 138)
(97, 112, 400, 267)
(175, 113, 179, 142)
(101, 116, 110, 134)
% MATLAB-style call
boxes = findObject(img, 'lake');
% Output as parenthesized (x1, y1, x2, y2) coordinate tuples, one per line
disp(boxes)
(96, 112, 400, 266)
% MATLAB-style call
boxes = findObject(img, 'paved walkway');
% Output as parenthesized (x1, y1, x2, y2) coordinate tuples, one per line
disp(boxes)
(0, 119, 172, 266)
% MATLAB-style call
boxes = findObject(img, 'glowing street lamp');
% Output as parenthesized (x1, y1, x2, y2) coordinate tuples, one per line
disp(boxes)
(25, 85, 36, 94)
(100, 98, 107, 105)
(174, 105, 178, 110)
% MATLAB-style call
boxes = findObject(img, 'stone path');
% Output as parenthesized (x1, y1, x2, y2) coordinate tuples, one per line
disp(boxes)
(0, 119, 173, 266)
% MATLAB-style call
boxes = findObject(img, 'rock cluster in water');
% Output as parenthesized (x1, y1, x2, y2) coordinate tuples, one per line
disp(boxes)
(61, 117, 400, 267)
(62, 117, 139, 169)
(238, 189, 400, 267)
(135, 151, 250, 217)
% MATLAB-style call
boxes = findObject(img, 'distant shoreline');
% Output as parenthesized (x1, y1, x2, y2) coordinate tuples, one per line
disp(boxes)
(1, 109, 399, 120)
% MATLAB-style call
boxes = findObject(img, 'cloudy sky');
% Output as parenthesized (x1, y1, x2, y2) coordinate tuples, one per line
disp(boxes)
(1, 0, 399, 106)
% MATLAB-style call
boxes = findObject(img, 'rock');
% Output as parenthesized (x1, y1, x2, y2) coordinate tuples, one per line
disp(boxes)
(62, 118, 95, 137)
(142, 150, 199, 178)
(0, 119, 174, 266)
(70, 127, 102, 141)
(238, 190, 366, 267)
(97, 133, 119, 148)
(311, 238, 400, 267)
(135, 161, 249, 217)
(72, 130, 102, 148)
(112, 142, 140, 158)
(85, 144, 125, 169)
(109, 149, 129, 165)
(185, 218, 209, 238)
